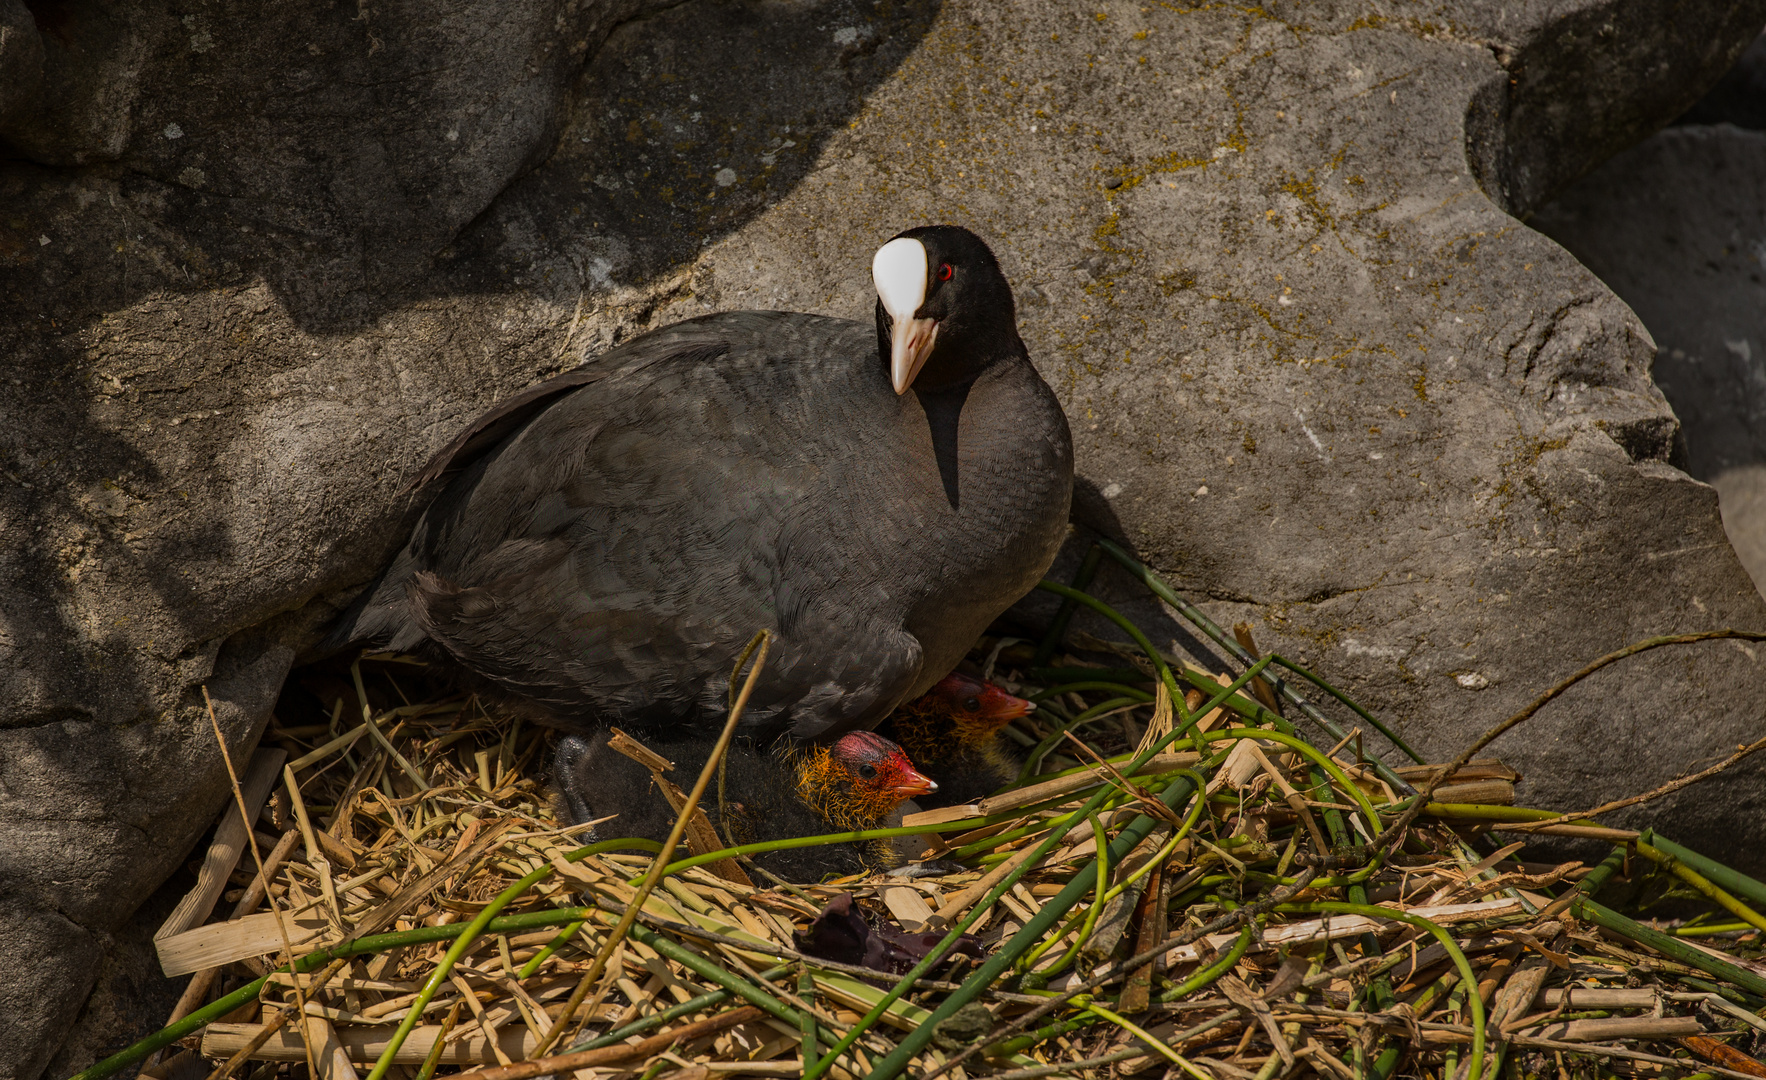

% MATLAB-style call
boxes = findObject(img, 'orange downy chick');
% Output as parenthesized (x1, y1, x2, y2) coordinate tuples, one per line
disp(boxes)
(554, 729, 934, 881)
(879, 672, 1032, 807)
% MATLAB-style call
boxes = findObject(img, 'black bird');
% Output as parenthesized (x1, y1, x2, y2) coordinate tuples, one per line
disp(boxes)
(552, 729, 937, 881)
(878, 671, 1034, 808)
(328, 225, 1073, 744)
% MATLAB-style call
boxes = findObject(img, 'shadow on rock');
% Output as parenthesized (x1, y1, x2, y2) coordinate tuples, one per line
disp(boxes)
(0, 0, 940, 332)
(0, 1, 940, 1074)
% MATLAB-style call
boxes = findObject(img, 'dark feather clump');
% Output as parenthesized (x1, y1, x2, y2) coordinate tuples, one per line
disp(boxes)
(794, 892, 985, 977)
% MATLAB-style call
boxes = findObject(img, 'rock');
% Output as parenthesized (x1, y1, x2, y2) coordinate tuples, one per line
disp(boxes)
(1678, 31, 1766, 129)
(1468, 3, 1766, 215)
(4, 0, 1766, 1073)
(0, 0, 43, 130)
(0, 0, 666, 289)
(931, 1002, 995, 1052)
(38, 868, 193, 1080)
(1532, 122, 1766, 596)
(0, 637, 290, 1080)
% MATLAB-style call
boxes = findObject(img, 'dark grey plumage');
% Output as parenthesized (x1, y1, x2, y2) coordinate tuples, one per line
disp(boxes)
(329, 226, 1073, 745)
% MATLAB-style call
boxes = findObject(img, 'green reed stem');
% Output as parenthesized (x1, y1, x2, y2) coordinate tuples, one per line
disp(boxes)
(860, 760, 1204, 1080)
(1643, 831, 1766, 910)
(565, 964, 792, 1053)
(1035, 580, 1191, 725)
(1280, 902, 1483, 1080)
(1565, 854, 1766, 1000)
(516, 917, 587, 980)
(1034, 543, 1105, 665)
(1199, 728, 1383, 837)
(68, 903, 622, 1080)
(619, 918, 813, 1032)
(1030, 682, 1159, 703)
(1266, 655, 1424, 764)
(1634, 839, 1766, 933)
(1018, 695, 1152, 781)
(1101, 771, 1209, 906)
(1025, 814, 1112, 976)
(988, 918, 1254, 1056)
(804, 768, 1151, 1080)
(1093, 538, 1416, 793)
(365, 837, 653, 1079)
(799, 966, 819, 1063)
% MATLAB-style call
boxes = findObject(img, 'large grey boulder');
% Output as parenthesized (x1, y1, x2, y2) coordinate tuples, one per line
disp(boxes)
(1533, 120, 1766, 596)
(1679, 30, 1766, 128)
(0, 0, 671, 1075)
(0, 0, 43, 131)
(4, 0, 1765, 1073)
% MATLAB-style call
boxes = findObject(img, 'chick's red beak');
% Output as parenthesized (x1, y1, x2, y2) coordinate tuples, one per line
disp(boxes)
(887, 758, 938, 800)
(977, 684, 1036, 723)
(929, 673, 1036, 730)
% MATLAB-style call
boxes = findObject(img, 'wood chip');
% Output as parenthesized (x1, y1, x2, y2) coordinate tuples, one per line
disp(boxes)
(157, 747, 287, 940)
(1532, 1016, 1704, 1042)
(881, 886, 935, 932)
(199, 1021, 539, 1064)
(156, 910, 336, 977)
(300, 1015, 362, 1079)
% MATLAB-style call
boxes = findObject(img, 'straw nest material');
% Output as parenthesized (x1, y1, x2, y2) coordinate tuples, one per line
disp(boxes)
(91, 543, 1766, 1080)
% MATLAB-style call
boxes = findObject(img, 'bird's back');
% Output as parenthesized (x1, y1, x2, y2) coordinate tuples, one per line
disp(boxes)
(333, 307, 1071, 742)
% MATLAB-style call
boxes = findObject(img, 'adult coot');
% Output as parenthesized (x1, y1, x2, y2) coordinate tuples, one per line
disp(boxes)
(553, 729, 935, 881)
(328, 226, 1073, 744)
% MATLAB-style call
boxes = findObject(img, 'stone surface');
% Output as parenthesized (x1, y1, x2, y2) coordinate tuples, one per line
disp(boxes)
(5, 0, 1766, 1073)
(0, 0, 659, 278)
(1533, 123, 1766, 597)
(38, 866, 193, 1080)
(1679, 31, 1766, 129)
(0, 0, 43, 130)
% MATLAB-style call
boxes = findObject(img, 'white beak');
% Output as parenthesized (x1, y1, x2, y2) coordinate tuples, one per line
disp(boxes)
(888, 316, 939, 395)
(873, 237, 940, 395)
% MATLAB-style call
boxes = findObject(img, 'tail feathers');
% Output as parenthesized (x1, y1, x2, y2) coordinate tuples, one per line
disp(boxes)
(403, 569, 545, 680)
(319, 553, 425, 655)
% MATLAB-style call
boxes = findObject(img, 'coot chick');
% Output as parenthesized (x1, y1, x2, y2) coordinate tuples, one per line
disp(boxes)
(554, 730, 936, 882)
(879, 672, 1033, 807)
(326, 226, 1073, 746)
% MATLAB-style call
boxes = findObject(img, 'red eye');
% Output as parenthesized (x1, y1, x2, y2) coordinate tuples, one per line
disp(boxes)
(938, 263, 953, 281)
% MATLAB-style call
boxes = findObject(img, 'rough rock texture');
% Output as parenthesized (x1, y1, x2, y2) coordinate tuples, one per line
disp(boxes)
(1679, 30, 1766, 129)
(4, 0, 1766, 1073)
(1533, 70, 1766, 596)
(0, 0, 44, 131)
(38, 867, 193, 1080)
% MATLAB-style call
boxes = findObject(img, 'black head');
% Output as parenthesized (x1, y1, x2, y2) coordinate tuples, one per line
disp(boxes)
(872, 225, 1025, 394)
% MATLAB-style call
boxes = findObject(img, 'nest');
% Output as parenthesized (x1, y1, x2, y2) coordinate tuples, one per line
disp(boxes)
(92, 544, 1766, 1080)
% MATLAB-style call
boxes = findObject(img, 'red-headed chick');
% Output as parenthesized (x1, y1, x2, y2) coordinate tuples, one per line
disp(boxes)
(878, 672, 1033, 808)
(554, 729, 936, 882)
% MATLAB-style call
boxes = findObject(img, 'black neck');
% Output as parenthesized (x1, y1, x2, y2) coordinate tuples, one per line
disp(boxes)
(914, 381, 972, 510)
(914, 328, 1025, 393)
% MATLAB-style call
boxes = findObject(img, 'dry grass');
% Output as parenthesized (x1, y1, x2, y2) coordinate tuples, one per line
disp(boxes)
(90, 552, 1766, 1080)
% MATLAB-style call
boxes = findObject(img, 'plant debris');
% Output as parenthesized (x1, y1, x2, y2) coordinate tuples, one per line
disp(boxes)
(796, 893, 987, 977)
(87, 542, 1766, 1080)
